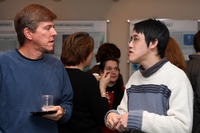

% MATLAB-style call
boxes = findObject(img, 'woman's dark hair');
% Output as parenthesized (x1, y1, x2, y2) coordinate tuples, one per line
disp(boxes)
(99, 56, 120, 71)
(95, 43, 121, 63)
(193, 30, 200, 53)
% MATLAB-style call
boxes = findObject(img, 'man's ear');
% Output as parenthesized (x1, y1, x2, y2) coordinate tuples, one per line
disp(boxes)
(24, 27, 33, 40)
(149, 38, 158, 49)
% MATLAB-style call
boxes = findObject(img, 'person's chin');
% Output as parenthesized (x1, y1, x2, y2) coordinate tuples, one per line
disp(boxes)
(44, 48, 54, 54)
(110, 79, 117, 82)
(129, 58, 138, 64)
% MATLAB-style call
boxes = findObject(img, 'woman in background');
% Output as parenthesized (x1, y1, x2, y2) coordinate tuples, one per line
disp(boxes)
(58, 32, 110, 133)
(87, 42, 124, 86)
(165, 36, 187, 74)
(99, 57, 125, 133)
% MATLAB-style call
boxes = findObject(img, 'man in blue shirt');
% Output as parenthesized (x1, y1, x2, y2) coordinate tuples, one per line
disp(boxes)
(0, 3, 73, 133)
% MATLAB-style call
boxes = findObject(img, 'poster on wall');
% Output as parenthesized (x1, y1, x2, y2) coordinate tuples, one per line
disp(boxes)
(129, 19, 198, 76)
(0, 20, 107, 70)
(0, 20, 17, 54)
(161, 19, 198, 59)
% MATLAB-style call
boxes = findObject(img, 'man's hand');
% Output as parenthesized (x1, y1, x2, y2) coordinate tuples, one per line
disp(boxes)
(115, 112, 128, 132)
(42, 105, 65, 121)
(106, 112, 120, 130)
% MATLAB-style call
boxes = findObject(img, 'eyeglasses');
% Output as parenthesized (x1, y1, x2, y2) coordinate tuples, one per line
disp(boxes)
(128, 36, 139, 44)
(105, 67, 119, 72)
(128, 36, 133, 44)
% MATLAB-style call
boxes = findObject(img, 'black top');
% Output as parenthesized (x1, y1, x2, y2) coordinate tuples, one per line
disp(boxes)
(58, 68, 109, 133)
(106, 82, 124, 109)
(186, 54, 200, 133)
(187, 55, 200, 110)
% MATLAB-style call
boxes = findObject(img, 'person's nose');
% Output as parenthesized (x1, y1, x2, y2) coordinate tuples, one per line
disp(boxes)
(52, 28, 57, 36)
(128, 41, 133, 48)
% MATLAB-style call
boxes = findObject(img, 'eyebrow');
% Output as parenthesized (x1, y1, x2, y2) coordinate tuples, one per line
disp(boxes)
(44, 24, 55, 28)
(106, 66, 119, 68)
(132, 34, 139, 37)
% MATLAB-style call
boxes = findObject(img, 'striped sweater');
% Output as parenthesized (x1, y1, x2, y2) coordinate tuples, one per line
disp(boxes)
(109, 59, 193, 133)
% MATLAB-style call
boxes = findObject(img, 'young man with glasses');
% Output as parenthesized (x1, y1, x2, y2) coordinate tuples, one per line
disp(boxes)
(105, 18, 193, 133)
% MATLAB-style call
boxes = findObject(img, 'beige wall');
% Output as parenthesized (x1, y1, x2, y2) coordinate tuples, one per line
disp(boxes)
(1, 0, 200, 84)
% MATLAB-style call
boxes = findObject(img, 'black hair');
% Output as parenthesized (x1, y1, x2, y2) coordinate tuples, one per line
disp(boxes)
(133, 18, 169, 58)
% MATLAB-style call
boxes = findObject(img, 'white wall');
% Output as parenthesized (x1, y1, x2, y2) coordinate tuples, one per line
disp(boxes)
(1, 0, 200, 84)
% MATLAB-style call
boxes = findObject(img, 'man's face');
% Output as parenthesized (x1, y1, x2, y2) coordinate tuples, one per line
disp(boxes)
(128, 30, 149, 64)
(31, 21, 57, 52)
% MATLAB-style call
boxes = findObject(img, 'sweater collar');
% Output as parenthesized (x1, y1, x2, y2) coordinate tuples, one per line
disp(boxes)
(139, 58, 168, 77)
(188, 54, 200, 60)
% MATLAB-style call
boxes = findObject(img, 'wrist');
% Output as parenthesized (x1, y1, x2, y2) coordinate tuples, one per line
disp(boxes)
(102, 92, 106, 95)
(101, 92, 107, 98)
(61, 106, 66, 118)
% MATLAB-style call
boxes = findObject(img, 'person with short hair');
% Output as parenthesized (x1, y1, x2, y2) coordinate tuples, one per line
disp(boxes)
(186, 30, 200, 133)
(58, 32, 110, 133)
(105, 18, 193, 133)
(0, 4, 73, 133)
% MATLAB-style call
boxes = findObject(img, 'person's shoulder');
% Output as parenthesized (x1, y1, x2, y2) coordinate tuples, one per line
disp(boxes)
(68, 68, 96, 78)
(68, 69, 97, 83)
(84, 71, 97, 79)
(187, 59, 200, 76)
(162, 61, 177, 69)
(187, 58, 200, 64)
(44, 54, 60, 61)
(84, 71, 99, 84)
(128, 70, 141, 81)
(162, 61, 187, 77)
(0, 50, 16, 61)
(43, 55, 66, 74)
(0, 49, 15, 56)
(187, 58, 200, 69)
(188, 54, 200, 60)
(43, 54, 63, 66)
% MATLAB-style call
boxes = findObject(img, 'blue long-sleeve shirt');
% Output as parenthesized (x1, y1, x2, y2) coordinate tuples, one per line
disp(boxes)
(0, 49, 73, 133)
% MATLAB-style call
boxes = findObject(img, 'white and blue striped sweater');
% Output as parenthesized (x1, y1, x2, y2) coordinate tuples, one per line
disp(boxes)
(110, 59, 193, 133)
